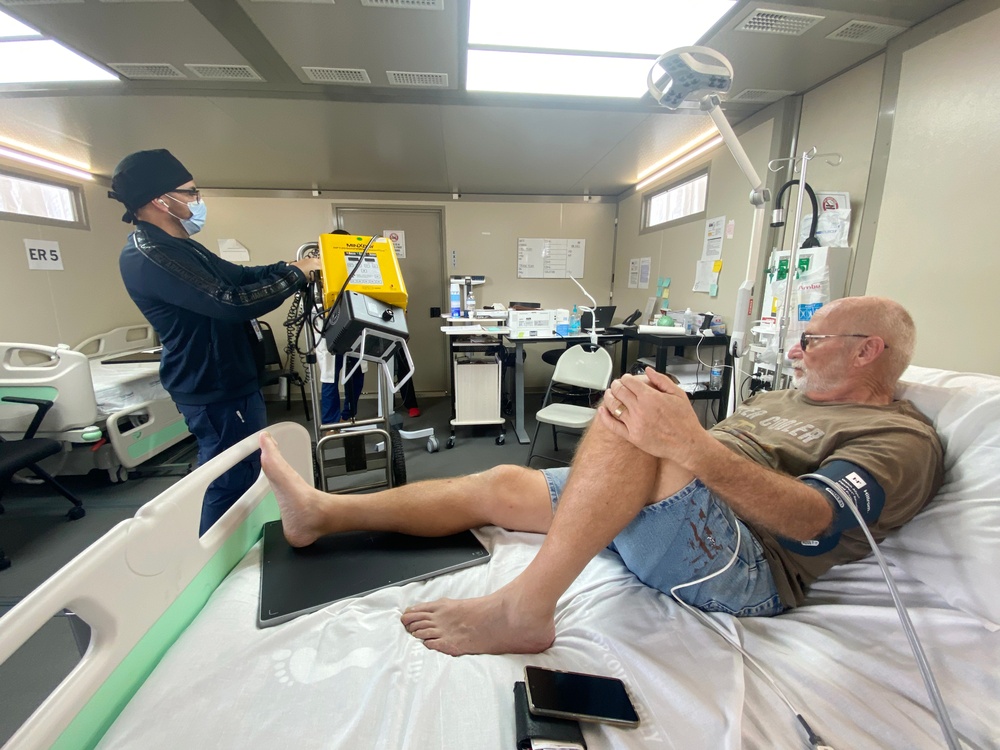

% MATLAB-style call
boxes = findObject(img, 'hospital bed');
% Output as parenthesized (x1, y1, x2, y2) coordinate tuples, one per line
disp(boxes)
(0, 365, 997, 749)
(0, 325, 190, 484)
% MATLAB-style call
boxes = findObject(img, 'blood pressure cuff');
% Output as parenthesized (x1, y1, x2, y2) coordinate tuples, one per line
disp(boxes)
(778, 460, 886, 556)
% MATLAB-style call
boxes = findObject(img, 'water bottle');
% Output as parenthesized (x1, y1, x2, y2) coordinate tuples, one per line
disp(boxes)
(710, 355, 723, 390)
(684, 308, 695, 335)
(569, 305, 581, 334)
(449, 283, 461, 318)
(465, 288, 476, 316)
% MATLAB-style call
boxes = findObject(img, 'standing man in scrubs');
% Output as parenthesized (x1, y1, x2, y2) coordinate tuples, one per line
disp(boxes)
(109, 149, 320, 534)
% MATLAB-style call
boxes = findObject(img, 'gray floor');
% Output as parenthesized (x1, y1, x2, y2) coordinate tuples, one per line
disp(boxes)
(0, 389, 572, 744)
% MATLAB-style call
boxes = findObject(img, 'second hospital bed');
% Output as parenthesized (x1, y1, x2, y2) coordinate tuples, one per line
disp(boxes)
(0, 324, 190, 483)
(0, 364, 998, 749)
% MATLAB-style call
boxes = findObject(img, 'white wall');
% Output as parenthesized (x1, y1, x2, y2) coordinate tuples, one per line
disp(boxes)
(613, 115, 775, 332)
(0, 175, 142, 346)
(865, 4, 1000, 374)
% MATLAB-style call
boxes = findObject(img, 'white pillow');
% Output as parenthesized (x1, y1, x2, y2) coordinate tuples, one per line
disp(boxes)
(880, 366, 1000, 629)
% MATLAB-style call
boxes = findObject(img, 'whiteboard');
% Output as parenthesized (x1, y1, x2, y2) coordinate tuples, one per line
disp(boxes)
(517, 238, 586, 279)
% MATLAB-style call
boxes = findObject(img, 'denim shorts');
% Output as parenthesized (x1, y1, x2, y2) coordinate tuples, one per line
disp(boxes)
(541, 467, 784, 617)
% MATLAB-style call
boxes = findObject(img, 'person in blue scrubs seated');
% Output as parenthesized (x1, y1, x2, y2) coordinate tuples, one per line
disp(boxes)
(258, 296, 943, 656)
(109, 149, 320, 535)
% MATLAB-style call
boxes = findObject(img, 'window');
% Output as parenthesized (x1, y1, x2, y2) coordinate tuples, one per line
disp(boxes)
(0, 169, 87, 228)
(642, 171, 708, 230)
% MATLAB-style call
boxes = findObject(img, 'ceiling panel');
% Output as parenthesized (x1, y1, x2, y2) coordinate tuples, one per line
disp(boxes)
(237, 0, 459, 88)
(0, 0, 968, 197)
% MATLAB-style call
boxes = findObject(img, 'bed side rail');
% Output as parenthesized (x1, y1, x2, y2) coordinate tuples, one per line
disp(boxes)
(0, 421, 312, 750)
(0, 342, 100, 435)
(73, 325, 157, 359)
(105, 398, 191, 469)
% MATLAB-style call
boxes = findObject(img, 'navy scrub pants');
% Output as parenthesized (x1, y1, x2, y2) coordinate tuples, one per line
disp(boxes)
(176, 391, 268, 536)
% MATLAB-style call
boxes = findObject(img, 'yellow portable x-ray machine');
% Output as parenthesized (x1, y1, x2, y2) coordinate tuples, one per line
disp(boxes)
(318, 233, 408, 311)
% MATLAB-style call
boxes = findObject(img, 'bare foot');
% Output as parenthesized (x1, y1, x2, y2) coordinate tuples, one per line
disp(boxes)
(259, 431, 328, 547)
(400, 585, 555, 656)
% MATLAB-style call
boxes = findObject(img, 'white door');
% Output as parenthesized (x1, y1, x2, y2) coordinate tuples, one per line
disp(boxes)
(335, 206, 448, 394)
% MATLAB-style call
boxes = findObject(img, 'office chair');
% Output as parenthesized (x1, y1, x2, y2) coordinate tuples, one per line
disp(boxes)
(258, 321, 310, 421)
(525, 345, 613, 468)
(0, 396, 86, 570)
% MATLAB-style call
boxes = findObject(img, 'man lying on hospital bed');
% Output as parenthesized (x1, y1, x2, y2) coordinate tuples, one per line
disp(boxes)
(259, 296, 943, 656)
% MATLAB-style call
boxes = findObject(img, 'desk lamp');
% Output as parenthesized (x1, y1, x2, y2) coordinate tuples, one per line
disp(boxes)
(646, 47, 770, 362)
(568, 275, 600, 348)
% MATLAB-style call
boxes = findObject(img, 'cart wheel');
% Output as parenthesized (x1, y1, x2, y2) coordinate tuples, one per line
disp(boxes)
(426, 437, 439, 453)
(116, 465, 129, 483)
(389, 427, 407, 486)
(446, 436, 455, 449)
(67, 506, 86, 521)
(495, 434, 505, 446)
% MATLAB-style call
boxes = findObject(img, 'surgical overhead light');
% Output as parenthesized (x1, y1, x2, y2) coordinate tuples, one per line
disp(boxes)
(647, 46, 770, 364)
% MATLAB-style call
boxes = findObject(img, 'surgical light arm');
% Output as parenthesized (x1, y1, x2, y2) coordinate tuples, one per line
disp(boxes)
(647, 47, 771, 359)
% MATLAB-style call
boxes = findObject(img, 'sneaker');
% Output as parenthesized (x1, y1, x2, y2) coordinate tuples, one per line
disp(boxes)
(408, 407, 421, 418)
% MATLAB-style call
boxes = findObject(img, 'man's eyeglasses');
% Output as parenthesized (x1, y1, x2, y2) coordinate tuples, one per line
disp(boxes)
(169, 188, 202, 204)
(799, 333, 888, 351)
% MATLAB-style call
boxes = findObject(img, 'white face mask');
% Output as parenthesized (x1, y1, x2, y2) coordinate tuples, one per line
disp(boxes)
(162, 193, 208, 235)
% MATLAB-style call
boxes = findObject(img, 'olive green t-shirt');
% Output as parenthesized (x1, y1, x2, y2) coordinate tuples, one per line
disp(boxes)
(710, 389, 944, 607)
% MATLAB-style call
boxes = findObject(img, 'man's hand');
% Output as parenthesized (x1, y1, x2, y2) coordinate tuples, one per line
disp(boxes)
(290, 257, 322, 275)
(598, 367, 710, 468)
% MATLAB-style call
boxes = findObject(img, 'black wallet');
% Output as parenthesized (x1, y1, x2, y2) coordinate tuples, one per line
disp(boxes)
(513, 681, 587, 750)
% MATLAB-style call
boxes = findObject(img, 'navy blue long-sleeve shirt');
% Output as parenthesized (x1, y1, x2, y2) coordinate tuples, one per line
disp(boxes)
(119, 222, 307, 405)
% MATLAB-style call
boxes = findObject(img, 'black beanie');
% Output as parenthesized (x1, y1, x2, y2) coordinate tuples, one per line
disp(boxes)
(108, 149, 192, 223)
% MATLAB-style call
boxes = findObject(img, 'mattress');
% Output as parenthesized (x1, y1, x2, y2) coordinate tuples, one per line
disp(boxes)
(96, 525, 999, 749)
(89, 360, 166, 417)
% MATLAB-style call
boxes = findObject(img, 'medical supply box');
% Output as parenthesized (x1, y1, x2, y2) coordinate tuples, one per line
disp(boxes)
(507, 309, 555, 338)
(319, 233, 408, 311)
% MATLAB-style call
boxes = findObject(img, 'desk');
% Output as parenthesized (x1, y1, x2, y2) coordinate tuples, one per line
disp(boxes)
(503, 331, 623, 444)
(619, 329, 732, 420)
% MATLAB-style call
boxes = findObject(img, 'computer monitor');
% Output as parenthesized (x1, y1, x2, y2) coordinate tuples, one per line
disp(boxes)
(581, 306, 616, 330)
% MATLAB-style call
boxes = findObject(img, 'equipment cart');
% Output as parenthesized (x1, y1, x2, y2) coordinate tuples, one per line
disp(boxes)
(441, 319, 507, 448)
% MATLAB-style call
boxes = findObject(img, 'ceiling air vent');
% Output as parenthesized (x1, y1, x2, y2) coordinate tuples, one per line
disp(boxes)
(361, 0, 443, 9)
(387, 70, 448, 87)
(303, 67, 371, 84)
(109, 63, 185, 80)
(185, 64, 263, 81)
(729, 88, 795, 104)
(827, 20, 907, 45)
(0, 0, 82, 5)
(737, 9, 824, 36)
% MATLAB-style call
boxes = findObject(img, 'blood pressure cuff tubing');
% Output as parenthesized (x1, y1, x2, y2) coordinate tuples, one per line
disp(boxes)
(779, 460, 886, 556)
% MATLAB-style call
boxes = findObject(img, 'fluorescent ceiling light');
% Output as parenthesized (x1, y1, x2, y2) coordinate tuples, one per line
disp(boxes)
(0, 40, 117, 84)
(468, 50, 654, 98)
(635, 135, 723, 191)
(0, 145, 94, 181)
(0, 10, 41, 39)
(469, 0, 736, 56)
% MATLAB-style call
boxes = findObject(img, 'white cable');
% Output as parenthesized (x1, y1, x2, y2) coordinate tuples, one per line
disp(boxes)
(800, 474, 964, 750)
(669, 523, 832, 748)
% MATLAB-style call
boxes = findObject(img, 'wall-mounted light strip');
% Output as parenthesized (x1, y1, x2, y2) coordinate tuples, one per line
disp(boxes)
(637, 127, 720, 181)
(0, 145, 94, 181)
(635, 134, 723, 191)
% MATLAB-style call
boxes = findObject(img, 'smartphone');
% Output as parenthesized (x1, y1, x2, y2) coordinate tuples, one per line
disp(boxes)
(523, 665, 640, 728)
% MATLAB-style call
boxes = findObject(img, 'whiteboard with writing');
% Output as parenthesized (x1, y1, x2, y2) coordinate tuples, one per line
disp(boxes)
(517, 238, 586, 279)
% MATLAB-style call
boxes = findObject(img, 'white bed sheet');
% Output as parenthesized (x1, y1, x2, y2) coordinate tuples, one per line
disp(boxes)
(89, 360, 166, 417)
(97, 525, 999, 750)
(95, 363, 1000, 749)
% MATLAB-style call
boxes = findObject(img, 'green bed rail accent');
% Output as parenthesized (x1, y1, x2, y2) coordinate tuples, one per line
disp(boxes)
(0, 386, 59, 402)
(125, 418, 189, 460)
(51, 493, 280, 750)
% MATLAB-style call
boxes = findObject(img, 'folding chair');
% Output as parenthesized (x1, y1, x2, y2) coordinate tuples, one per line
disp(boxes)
(525, 345, 613, 467)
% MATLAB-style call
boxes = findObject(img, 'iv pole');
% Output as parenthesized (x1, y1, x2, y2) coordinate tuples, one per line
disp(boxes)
(766, 148, 842, 389)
